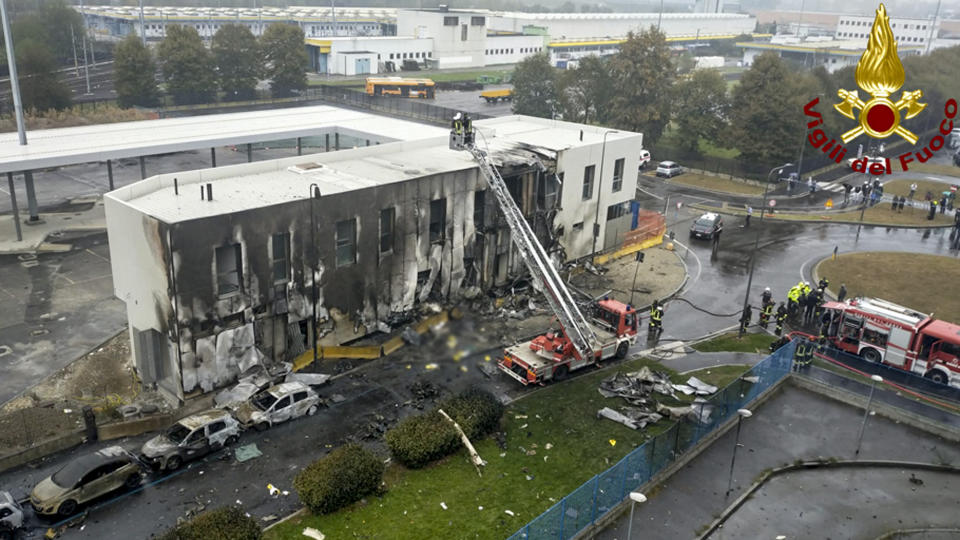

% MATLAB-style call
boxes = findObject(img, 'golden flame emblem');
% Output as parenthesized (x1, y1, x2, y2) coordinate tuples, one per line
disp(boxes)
(834, 4, 926, 144)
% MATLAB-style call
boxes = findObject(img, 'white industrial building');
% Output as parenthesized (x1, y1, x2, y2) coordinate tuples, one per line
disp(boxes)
(486, 11, 755, 41)
(834, 15, 939, 47)
(103, 109, 642, 403)
(738, 36, 924, 73)
(79, 5, 396, 41)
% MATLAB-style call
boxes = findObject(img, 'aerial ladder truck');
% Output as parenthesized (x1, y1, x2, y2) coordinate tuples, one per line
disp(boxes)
(449, 115, 639, 385)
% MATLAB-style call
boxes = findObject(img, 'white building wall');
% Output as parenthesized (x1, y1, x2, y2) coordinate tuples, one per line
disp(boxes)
(835, 16, 938, 47)
(484, 34, 546, 65)
(326, 37, 434, 74)
(398, 9, 486, 68)
(487, 13, 755, 41)
(554, 134, 642, 258)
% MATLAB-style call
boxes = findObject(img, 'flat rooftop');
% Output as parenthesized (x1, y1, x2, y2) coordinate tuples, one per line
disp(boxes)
(739, 39, 924, 55)
(80, 5, 397, 21)
(0, 105, 445, 175)
(107, 116, 638, 225)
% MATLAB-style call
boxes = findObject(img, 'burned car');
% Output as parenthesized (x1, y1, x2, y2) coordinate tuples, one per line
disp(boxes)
(141, 409, 241, 471)
(30, 446, 142, 517)
(232, 381, 321, 431)
(0, 491, 23, 540)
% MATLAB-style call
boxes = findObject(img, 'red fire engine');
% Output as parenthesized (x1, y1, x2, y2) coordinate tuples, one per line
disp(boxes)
(821, 297, 960, 387)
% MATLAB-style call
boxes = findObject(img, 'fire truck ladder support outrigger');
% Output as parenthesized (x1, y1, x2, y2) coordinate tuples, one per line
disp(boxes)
(450, 118, 599, 362)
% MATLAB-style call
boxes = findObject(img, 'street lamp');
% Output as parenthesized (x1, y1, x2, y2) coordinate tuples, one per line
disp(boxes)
(725, 408, 752, 499)
(854, 374, 883, 457)
(308, 183, 321, 366)
(738, 163, 792, 337)
(625, 491, 647, 540)
(591, 130, 619, 259)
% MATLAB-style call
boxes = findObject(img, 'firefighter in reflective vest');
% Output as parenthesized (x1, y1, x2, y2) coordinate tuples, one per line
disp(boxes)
(787, 286, 801, 316)
(761, 287, 773, 306)
(759, 300, 773, 329)
(648, 300, 663, 337)
(793, 339, 808, 371)
(775, 302, 788, 336)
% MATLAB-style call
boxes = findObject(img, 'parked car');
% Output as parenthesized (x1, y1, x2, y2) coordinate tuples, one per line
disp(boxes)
(30, 446, 142, 517)
(656, 161, 683, 178)
(690, 212, 723, 240)
(0, 491, 23, 540)
(638, 149, 651, 169)
(141, 409, 241, 472)
(232, 381, 321, 431)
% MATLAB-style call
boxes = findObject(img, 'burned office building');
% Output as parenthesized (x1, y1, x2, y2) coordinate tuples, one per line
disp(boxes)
(105, 115, 642, 403)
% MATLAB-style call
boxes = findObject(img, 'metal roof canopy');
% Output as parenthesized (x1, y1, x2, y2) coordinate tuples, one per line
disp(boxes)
(0, 105, 445, 175)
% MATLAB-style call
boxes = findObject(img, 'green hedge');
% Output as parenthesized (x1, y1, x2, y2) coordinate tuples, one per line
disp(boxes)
(294, 443, 384, 515)
(158, 506, 261, 540)
(385, 388, 504, 469)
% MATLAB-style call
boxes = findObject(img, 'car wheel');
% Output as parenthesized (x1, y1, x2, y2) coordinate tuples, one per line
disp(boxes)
(225, 435, 239, 446)
(927, 370, 948, 385)
(307, 405, 318, 416)
(165, 456, 183, 472)
(861, 348, 881, 363)
(616, 341, 629, 359)
(124, 473, 142, 489)
(254, 422, 270, 432)
(57, 499, 78, 517)
(553, 364, 569, 381)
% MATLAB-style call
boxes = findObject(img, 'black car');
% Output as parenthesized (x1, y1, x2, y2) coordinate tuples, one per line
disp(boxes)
(690, 212, 723, 239)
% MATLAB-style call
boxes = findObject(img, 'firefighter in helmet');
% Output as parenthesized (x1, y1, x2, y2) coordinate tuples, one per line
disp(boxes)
(648, 300, 663, 338)
(775, 302, 788, 336)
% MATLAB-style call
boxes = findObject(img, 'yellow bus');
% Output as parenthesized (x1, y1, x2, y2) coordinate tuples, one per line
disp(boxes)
(365, 77, 436, 99)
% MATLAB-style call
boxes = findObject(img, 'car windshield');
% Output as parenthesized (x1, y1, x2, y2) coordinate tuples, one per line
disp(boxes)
(695, 217, 715, 227)
(252, 391, 278, 411)
(165, 423, 191, 444)
(51, 454, 103, 488)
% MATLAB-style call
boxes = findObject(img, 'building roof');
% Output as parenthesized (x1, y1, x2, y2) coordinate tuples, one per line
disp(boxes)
(107, 116, 638, 225)
(490, 11, 752, 21)
(0, 105, 445, 174)
(738, 39, 924, 56)
(79, 5, 397, 22)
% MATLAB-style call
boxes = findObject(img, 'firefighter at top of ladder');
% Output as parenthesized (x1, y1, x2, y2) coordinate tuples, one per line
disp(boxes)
(450, 112, 475, 149)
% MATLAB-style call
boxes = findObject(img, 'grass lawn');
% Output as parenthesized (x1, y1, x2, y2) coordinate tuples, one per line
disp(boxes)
(883, 178, 958, 199)
(693, 332, 776, 354)
(891, 161, 960, 178)
(817, 251, 960, 323)
(668, 172, 765, 196)
(265, 360, 751, 540)
(712, 202, 955, 227)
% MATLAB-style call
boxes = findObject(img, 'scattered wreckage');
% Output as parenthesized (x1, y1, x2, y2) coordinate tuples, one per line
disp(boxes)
(141, 409, 242, 471)
(0, 491, 23, 539)
(596, 367, 720, 430)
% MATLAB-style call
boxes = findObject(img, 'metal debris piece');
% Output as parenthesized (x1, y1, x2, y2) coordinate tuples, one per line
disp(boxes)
(302, 528, 326, 540)
(656, 403, 693, 420)
(597, 407, 663, 430)
(401, 327, 422, 346)
(742, 375, 760, 384)
(330, 394, 346, 404)
(598, 367, 676, 404)
(284, 373, 331, 386)
(235, 444, 263, 463)
(672, 384, 696, 395)
(686, 376, 718, 395)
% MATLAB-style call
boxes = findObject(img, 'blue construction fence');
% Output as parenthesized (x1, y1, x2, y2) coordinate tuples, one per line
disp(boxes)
(505, 341, 796, 540)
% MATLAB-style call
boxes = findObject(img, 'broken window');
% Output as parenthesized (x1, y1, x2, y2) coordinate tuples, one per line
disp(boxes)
(582, 165, 595, 200)
(544, 173, 560, 209)
(207, 421, 226, 434)
(272, 232, 290, 284)
(607, 202, 628, 220)
(429, 198, 446, 243)
(216, 244, 242, 296)
(612, 158, 624, 192)
(380, 207, 395, 254)
(573, 221, 584, 231)
(474, 191, 485, 228)
(335, 218, 357, 267)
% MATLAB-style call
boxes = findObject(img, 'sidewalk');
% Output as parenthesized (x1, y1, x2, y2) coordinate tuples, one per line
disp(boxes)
(0, 197, 105, 254)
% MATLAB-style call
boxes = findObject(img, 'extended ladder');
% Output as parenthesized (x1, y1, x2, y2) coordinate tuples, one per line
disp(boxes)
(462, 139, 599, 361)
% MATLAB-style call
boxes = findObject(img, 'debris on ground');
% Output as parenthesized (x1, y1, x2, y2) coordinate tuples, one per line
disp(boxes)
(401, 327, 422, 346)
(597, 407, 663, 430)
(656, 403, 693, 420)
(685, 376, 718, 395)
(330, 394, 346, 404)
(598, 367, 676, 403)
(408, 381, 440, 408)
(333, 360, 354, 374)
(302, 527, 326, 540)
(284, 373, 331, 386)
(235, 444, 263, 463)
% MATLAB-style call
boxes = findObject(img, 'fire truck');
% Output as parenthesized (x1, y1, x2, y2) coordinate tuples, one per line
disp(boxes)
(821, 297, 960, 387)
(449, 117, 638, 386)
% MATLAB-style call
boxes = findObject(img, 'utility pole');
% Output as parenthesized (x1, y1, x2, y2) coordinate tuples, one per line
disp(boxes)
(0, 0, 26, 145)
(139, 0, 146, 45)
(331, 0, 337, 37)
(926, 0, 941, 54)
(657, 0, 664, 30)
(70, 25, 80, 77)
(79, 0, 91, 95)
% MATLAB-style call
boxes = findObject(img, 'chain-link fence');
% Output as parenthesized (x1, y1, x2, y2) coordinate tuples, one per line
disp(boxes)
(505, 342, 796, 540)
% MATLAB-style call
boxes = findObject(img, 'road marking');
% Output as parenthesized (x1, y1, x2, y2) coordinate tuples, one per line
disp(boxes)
(672, 239, 702, 295)
(86, 248, 110, 263)
(636, 186, 664, 200)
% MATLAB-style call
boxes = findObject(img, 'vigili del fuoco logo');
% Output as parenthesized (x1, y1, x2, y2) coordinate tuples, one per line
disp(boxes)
(802, 3, 957, 176)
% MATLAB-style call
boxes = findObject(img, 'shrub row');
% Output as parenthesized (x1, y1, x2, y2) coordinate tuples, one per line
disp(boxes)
(158, 506, 261, 540)
(385, 388, 504, 469)
(293, 443, 384, 515)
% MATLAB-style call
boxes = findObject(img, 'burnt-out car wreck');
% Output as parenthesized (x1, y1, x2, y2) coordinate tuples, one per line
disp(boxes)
(105, 116, 642, 404)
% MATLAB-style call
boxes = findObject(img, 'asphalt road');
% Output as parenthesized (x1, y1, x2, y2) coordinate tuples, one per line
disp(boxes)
(432, 84, 514, 117)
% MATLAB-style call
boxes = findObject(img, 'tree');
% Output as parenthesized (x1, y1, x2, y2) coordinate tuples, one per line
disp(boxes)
(16, 39, 71, 111)
(672, 68, 729, 152)
(557, 55, 612, 124)
(114, 34, 159, 108)
(10, 0, 83, 64)
(260, 23, 307, 98)
(157, 25, 217, 105)
(212, 25, 261, 101)
(510, 52, 557, 119)
(607, 28, 675, 144)
(729, 52, 816, 167)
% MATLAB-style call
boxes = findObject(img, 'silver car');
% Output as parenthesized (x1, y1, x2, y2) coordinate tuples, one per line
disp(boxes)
(141, 409, 241, 471)
(232, 381, 321, 431)
(0, 491, 23, 540)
